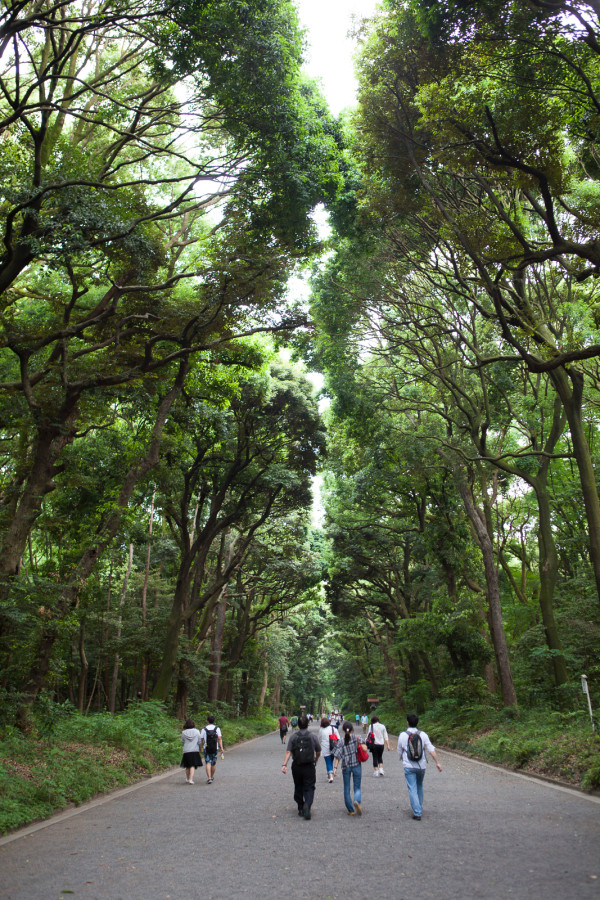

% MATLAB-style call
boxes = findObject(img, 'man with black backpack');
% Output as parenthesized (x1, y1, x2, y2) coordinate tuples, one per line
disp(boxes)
(397, 713, 442, 820)
(281, 715, 321, 819)
(200, 715, 224, 784)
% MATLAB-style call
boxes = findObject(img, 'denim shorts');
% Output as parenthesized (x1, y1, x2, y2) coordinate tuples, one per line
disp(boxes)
(204, 751, 218, 765)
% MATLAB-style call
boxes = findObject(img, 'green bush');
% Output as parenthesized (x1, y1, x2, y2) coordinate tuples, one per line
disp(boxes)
(0, 702, 278, 835)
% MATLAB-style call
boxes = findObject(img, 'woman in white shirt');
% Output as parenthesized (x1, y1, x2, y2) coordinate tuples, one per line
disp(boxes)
(319, 716, 340, 783)
(180, 718, 202, 784)
(368, 715, 390, 776)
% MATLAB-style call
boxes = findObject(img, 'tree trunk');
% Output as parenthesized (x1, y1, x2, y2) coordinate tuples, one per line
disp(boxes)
(208, 585, 228, 703)
(550, 365, 600, 611)
(0, 413, 78, 592)
(109, 543, 133, 714)
(258, 658, 268, 708)
(366, 613, 404, 704)
(16, 622, 60, 730)
(272, 676, 281, 712)
(458, 481, 517, 707)
(533, 477, 568, 686)
(77, 619, 88, 713)
(140, 488, 156, 702)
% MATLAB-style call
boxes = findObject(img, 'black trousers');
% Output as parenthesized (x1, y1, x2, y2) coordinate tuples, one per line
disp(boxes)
(372, 744, 384, 767)
(292, 762, 316, 810)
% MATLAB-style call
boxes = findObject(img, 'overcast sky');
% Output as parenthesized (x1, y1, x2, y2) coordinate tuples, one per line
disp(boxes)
(295, 0, 380, 114)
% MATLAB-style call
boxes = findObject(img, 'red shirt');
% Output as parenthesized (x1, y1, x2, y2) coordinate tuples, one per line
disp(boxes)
(278, 716, 289, 727)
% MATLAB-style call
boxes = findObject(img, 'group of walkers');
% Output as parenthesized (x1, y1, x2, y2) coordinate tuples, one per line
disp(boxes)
(281, 712, 442, 821)
(180, 708, 443, 823)
(180, 715, 224, 785)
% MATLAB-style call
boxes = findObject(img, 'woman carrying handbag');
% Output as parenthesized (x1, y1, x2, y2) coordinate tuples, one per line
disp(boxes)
(332, 721, 367, 815)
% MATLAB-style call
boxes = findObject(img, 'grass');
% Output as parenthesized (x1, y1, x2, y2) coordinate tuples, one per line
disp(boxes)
(0, 701, 277, 835)
(369, 698, 600, 792)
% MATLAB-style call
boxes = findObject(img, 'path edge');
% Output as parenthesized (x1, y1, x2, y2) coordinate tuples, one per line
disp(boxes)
(0, 729, 277, 847)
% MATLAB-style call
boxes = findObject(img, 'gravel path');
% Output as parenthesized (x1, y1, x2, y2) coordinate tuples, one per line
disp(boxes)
(1, 728, 599, 900)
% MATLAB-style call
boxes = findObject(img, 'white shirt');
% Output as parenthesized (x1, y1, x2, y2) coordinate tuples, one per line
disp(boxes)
(397, 727, 435, 770)
(319, 724, 340, 757)
(368, 721, 388, 745)
(200, 725, 222, 746)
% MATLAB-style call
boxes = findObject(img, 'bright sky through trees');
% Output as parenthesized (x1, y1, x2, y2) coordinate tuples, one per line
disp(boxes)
(295, 0, 379, 114)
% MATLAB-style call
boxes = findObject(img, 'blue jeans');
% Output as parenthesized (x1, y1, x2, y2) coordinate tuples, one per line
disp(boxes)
(404, 768, 425, 816)
(324, 755, 334, 774)
(342, 764, 362, 812)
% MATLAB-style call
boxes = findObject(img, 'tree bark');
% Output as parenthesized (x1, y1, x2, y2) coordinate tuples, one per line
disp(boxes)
(109, 543, 133, 714)
(457, 479, 518, 707)
(208, 585, 228, 703)
(77, 619, 88, 713)
(259, 658, 268, 708)
(549, 365, 600, 611)
(0, 410, 78, 612)
(140, 488, 156, 702)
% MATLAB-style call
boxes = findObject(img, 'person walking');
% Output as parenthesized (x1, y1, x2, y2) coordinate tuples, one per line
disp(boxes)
(368, 714, 391, 777)
(361, 713, 369, 734)
(278, 712, 289, 744)
(319, 716, 340, 783)
(200, 715, 224, 784)
(281, 714, 321, 819)
(397, 713, 442, 820)
(180, 718, 203, 784)
(332, 721, 364, 816)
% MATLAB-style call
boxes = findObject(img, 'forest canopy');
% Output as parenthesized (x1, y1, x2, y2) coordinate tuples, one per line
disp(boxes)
(0, 0, 599, 748)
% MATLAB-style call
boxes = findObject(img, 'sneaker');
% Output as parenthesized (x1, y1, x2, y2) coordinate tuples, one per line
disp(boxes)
(379, 768, 385, 776)
(413, 814, 421, 820)
(353, 801, 362, 816)
(303, 804, 311, 820)
(347, 811, 355, 815)
(373, 771, 379, 777)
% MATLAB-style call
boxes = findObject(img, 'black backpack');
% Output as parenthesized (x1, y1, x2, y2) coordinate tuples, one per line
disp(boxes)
(292, 732, 315, 765)
(405, 730, 423, 762)
(205, 726, 219, 754)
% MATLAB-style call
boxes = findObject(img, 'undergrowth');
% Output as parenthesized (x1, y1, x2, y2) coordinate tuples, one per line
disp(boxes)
(370, 696, 600, 792)
(0, 700, 277, 835)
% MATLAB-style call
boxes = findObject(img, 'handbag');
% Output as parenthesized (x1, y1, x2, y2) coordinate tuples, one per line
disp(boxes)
(328, 725, 339, 753)
(357, 741, 369, 763)
(365, 727, 376, 751)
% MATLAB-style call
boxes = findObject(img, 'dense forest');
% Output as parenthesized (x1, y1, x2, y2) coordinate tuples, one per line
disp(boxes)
(1, 0, 599, 782)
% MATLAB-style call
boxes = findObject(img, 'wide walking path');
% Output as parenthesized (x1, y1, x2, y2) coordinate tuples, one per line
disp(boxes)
(1, 727, 599, 900)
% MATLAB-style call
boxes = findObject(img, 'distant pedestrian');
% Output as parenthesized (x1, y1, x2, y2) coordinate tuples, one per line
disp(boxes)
(397, 713, 442, 820)
(200, 715, 224, 784)
(281, 714, 321, 819)
(368, 714, 391, 777)
(361, 714, 369, 734)
(337, 715, 351, 734)
(319, 716, 340, 783)
(180, 718, 203, 785)
(290, 714, 299, 731)
(278, 713, 289, 744)
(332, 721, 364, 816)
